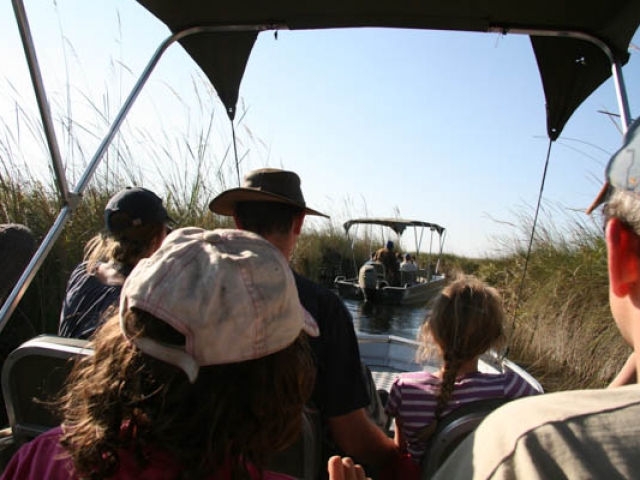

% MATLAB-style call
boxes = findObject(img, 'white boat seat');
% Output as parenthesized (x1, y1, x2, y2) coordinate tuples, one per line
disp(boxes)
(422, 397, 510, 479)
(361, 363, 391, 434)
(1, 335, 92, 445)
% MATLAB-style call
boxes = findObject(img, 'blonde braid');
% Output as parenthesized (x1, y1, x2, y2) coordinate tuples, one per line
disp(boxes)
(416, 355, 462, 442)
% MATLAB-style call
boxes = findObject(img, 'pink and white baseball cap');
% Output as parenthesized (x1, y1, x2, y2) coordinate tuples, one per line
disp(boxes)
(119, 227, 319, 383)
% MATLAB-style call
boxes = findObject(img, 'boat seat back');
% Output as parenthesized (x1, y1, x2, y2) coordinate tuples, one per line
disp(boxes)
(400, 270, 416, 286)
(371, 262, 386, 279)
(1, 335, 91, 445)
(267, 406, 322, 480)
(415, 268, 430, 279)
(422, 397, 510, 479)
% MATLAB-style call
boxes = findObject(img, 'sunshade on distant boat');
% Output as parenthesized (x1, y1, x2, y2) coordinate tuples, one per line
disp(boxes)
(137, 0, 640, 139)
(344, 218, 445, 237)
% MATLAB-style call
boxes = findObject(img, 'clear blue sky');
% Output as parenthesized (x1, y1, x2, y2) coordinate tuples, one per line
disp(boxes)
(2, 1, 639, 257)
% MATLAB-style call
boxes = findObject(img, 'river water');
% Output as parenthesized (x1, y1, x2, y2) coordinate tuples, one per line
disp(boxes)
(341, 298, 430, 341)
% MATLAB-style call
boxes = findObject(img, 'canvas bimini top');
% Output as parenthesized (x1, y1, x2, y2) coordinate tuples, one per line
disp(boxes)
(137, 0, 640, 139)
(343, 219, 445, 237)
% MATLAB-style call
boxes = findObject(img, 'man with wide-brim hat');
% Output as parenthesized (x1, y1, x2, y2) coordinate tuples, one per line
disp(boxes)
(210, 168, 399, 471)
(209, 168, 329, 218)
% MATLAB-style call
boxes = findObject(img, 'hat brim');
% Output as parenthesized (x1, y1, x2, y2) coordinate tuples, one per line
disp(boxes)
(209, 188, 329, 218)
(302, 307, 320, 337)
(585, 181, 610, 215)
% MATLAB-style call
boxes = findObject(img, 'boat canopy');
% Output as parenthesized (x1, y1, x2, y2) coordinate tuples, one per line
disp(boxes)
(343, 218, 445, 237)
(137, 0, 640, 139)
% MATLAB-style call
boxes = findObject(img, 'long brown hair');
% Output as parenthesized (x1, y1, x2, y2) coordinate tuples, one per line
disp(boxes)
(418, 275, 505, 434)
(84, 223, 165, 273)
(59, 309, 315, 479)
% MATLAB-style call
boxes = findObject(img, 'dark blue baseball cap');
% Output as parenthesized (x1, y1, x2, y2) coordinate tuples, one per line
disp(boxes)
(587, 117, 640, 214)
(104, 187, 174, 234)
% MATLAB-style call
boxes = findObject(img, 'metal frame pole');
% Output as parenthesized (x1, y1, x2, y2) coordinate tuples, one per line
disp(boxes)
(1, 2, 275, 332)
(12, 0, 70, 203)
(611, 61, 632, 133)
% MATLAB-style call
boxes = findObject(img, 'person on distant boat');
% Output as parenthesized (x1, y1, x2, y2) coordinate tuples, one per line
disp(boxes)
(58, 187, 173, 339)
(2, 228, 317, 480)
(209, 168, 399, 473)
(385, 275, 540, 474)
(374, 240, 400, 286)
(399, 253, 418, 285)
(364, 251, 376, 266)
(400, 253, 417, 271)
(432, 117, 640, 479)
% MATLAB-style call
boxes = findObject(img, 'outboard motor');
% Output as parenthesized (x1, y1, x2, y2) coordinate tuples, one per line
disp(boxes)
(359, 264, 379, 302)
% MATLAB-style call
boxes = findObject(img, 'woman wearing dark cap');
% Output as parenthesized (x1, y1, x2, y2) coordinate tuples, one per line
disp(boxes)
(58, 187, 173, 339)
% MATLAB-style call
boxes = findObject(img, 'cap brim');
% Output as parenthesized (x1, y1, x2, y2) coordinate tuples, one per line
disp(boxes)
(120, 296, 200, 383)
(585, 181, 610, 215)
(209, 188, 329, 218)
(302, 307, 320, 337)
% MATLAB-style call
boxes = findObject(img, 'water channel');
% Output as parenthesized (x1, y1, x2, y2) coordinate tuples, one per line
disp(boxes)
(341, 298, 430, 341)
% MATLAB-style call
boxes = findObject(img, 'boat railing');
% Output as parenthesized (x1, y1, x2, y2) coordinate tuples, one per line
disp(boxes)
(358, 334, 426, 372)
(479, 350, 544, 394)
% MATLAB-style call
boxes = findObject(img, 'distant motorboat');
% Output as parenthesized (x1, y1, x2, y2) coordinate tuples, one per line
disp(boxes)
(334, 218, 446, 306)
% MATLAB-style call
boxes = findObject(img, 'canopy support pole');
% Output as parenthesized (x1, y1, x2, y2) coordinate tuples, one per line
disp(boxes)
(12, 0, 70, 205)
(426, 230, 434, 279)
(434, 230, 445, 274)
(1, 4, 275, 333)
(413, 226, 423, 259)
(611, 60, 632, 133)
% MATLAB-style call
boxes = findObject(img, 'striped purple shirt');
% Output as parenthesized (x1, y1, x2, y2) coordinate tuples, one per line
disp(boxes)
(385, 369, 539, 461)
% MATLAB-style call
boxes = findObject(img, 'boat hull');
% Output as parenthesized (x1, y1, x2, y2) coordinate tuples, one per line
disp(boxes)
(334, 277, 364, 301)
(335, 275, 446, 306)
(357, 333, 543, 394)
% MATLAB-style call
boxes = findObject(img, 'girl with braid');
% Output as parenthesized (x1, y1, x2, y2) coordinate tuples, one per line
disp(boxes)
(385, 275, 539, 466)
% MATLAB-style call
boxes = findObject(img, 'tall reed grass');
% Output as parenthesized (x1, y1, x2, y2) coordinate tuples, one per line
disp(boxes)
(446, 203, 627, 391)
(0, 55, 242, 333)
